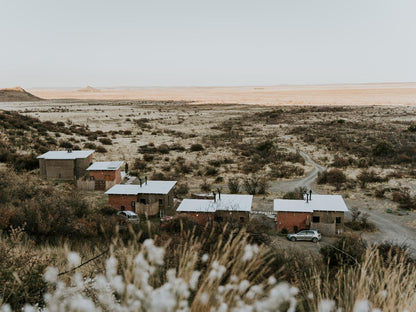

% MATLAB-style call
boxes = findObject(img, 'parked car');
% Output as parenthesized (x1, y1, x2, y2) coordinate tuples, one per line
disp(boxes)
(117, 211, 140, 222)
(287, 229, 321, 242)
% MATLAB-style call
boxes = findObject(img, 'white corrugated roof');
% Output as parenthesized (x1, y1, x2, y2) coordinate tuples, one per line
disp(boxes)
(274, 195, 348, 213)
(37, 150, 94, 160)
(87, 161, 124, 171)
(177, 194, 253, 213)
(105, 180, 177, 195)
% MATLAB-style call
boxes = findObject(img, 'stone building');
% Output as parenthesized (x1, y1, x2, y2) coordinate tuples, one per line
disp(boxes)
(274, 194, 348, 236)
(105, 180, 177, 217)
(86, 161, 125, 190)
(176, 194, 253, 225)
(37, 150, 94, 181)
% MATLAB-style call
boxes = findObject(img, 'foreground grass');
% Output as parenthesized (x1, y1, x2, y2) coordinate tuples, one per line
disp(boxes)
(1, 225, 415, 311)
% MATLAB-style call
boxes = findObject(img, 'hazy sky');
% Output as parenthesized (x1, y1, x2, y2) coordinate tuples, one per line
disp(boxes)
(0, 0, 415, 87)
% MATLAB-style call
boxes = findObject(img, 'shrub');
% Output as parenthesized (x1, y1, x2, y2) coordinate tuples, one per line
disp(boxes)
(332, 155, 351, 167)
(99, 138, 112, 145)
(317, 169, 347, 190)
(243, 176, 269, 195)
(200, 179, 211, 192)
(391, 190, 416, 210)
(373, 140, 394, 157)
(134, 158, 147, 170)
(407, 125, 416, 132)
(357, 169, 385, 188)
(174, 183, 189, 198)
(143, 153, 154, 162)
(157, 144, 170, 154)
(205, 166, 218, 176)
(83, 142, 96, 149)
(190, 143, 204, 152)
(96, 145, 107, 153)
(283, 191, 304, 200)
(227, 177, 240, 193)
(320, 234, 366, 268)
(59, 141, 73, 148)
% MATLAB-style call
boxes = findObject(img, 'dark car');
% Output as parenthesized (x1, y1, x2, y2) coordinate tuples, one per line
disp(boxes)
(287, 229, 321, 242)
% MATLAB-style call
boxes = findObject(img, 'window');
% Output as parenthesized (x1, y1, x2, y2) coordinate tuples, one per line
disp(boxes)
(240, 217, 245, 222)
(90, 176, 94, 180)
(312, 216, 320, 223)
(131, 201, 136, 208)
(214, 216, 223, 222)
(159, 199, 163, 206)
(121, 205, 125, 211)
(140, 199, 146, 204)
(336, 217, 342, 224)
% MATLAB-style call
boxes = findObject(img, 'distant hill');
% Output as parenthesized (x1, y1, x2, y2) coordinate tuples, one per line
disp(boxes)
(0, 87, 42, 102)
(77, 86, 101, 92)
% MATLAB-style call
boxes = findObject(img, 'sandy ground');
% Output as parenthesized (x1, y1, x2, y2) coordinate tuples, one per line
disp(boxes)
(29, 82, 416, 106)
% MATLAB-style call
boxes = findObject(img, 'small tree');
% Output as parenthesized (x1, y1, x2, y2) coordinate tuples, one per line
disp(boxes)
(350, 206, 361, 222)
(227, 177, 240, 193)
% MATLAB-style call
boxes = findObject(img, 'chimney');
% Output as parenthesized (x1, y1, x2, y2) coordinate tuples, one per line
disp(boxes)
(213, 191, 216, 203)
(217, 188, 221, 200)
(145, 176, 148, 185)
(67, 148, 72, 153)
(309, 189, 312, 201)
(306, 193, 309, 203)
(139, 178, 142, 187)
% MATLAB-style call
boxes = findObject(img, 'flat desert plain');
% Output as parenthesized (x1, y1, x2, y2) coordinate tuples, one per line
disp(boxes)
(30, 82, 416, 106)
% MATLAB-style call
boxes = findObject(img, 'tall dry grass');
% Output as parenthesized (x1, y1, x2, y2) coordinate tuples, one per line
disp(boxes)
(1, 225, 416, 311)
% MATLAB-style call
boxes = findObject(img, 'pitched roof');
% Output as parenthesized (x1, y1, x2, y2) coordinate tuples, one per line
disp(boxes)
(37, 150, 94, 160)
(177, 194, 253, 213)
(105, 181, 177, 195)
(87, 161, 124, 171)
(274, 195, 349, 213)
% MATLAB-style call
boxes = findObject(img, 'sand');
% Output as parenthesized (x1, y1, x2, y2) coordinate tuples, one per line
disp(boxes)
(29, 82, 416, 106)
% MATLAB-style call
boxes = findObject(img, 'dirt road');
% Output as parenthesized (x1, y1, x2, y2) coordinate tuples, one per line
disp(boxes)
(264, 150, 416, 255)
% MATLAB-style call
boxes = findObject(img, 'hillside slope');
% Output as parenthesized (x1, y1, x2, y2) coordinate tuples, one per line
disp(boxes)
(0, 87, 42, 102)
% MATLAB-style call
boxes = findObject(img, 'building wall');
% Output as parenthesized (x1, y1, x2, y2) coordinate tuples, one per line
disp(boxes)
(311, 211, 345, 235)
(108, 194, 137, 211)
(75, 155, 93, 180)
(89, 168, 121, 183)
(214, 211, 250, 223)
(89, 168, 122, 190)
(39, 154, 93, 181)
(276, 212, 312, 233)
(136, 189, 175, 216)
(43, 159, 75, 180)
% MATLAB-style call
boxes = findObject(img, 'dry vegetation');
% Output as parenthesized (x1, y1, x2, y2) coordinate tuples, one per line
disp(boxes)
(1, 90, 416, 309)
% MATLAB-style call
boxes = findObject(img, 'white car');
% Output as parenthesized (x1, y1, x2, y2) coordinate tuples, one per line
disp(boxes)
(117, 211, 140, 222)
(287, 229, 321, 243)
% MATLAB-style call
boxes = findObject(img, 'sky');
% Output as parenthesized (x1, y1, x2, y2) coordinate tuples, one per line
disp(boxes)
(0, 0, 415, 88)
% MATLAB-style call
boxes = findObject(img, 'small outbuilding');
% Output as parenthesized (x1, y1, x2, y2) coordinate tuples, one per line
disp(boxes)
(105, 180, 177, 217)
(176, 194, 253, 225)
(37, 149, 94, 181)
(274, 194, 348, 236)
(86, 161, 125, 190)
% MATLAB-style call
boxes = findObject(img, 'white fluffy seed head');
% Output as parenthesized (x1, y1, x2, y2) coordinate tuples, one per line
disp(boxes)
(44, 266, 59, 283)
(67, 252, 81, 268)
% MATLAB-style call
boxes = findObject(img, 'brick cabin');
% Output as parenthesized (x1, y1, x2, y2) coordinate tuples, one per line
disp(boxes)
(176, 194, 253, 225)
(105, 180, 177, 217)
(274, 194, 349, 236)
(37, 150, 94, 181)
(86, 161, 124, 190)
